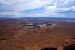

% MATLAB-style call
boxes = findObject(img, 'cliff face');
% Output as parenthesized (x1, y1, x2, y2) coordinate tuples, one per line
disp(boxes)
(0, 19, 75, 50)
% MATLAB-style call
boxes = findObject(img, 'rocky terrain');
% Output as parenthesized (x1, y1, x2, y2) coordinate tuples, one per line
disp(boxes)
(0, 18, 75, 50)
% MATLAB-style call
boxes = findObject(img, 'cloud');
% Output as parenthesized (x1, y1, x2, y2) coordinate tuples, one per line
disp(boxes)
(15, 0, 55, 11)
(71, 6, 75, 11)
(0, 0, 75, 18)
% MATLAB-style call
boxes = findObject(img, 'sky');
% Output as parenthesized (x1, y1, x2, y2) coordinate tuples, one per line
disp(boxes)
(0, 0, 75, 18)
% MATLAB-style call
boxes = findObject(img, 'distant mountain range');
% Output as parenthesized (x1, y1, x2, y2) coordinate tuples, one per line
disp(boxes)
(0, 17, 75, 22)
